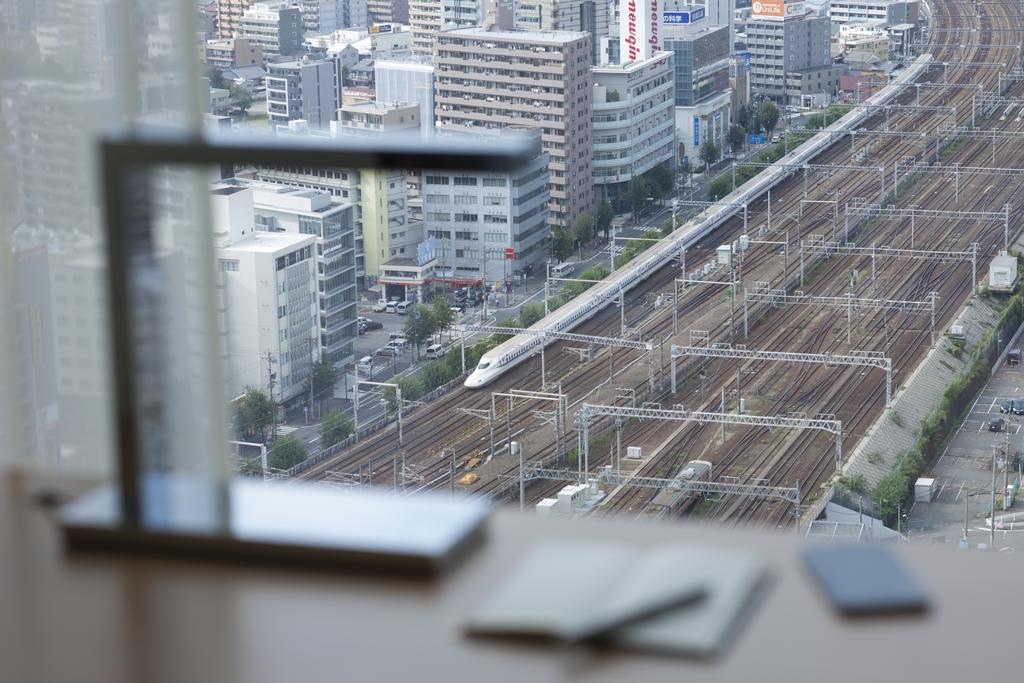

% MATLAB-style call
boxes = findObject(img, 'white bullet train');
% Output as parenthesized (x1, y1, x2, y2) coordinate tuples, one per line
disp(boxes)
(465, 56, 933, 389)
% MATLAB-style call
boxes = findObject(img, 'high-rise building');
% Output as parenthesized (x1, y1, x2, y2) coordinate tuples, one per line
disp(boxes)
(747, 1, 832, 103)
(409, 0, 442, 54)
(422, 132, 550, 284)
(217, 0, 257, 38)
(239, 2, 304, 59)
(591, 51, 676, 207)
(298, 0, 369, 33)
(266, 57, 342, 129)
(435, 28, 595, 230)
(374, 57, 436, 137)
(211, 185, 321, 405)
(368, 0, 409, 24)
(661, 11, 732, 161)
(515, 0, 609, 63)
(701, 0, 736, 50)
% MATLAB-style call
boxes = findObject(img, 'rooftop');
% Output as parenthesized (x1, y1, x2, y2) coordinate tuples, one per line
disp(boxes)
(224, 229, 314, 254)
(439, 27, 589, 43)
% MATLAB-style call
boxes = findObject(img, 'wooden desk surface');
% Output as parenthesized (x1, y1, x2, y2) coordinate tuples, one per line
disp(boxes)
(1, 469, 1018, 683)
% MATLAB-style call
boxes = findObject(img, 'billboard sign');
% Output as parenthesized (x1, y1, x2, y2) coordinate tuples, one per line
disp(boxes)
(417, 238, 438, 266)
(693, 116, 700, 147)
(748, 133, 766, 145)
(369, 24, 392, 34)
(663, 7, 704, 24)
(620, 0, 662, 62)
(751, 0, 805, 20)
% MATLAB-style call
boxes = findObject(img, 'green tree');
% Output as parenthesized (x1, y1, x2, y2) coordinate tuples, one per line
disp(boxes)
(237, 457, 263, 478)
(626, 176, 652, 221)
(759, 100, 780, 138)
(305, 358, 339, 416)
(573, 212, 595, 249)
(403, 304, 435, 358)
(550, 226, 574, 262)
(708, 176, 734, 202)
(698, 139, 721, 169)
(229, 84, 254, 116)
(646, 162, 674, 199)
(606, 89, 621, 102)
(268, 434, 307, 470)
(232, 387, 275, 442)
(874, 472, 909, 527)
(727, 123, 746, 155)
(204, 64, 227, 89)
(320, 410, 354, 449)
(519, 303, 545, 327)
(596, 199, 614, 243)
(430, 296, 453, 342)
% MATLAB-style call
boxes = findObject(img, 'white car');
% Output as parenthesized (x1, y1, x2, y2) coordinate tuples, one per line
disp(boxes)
(372, 299, 387, 312)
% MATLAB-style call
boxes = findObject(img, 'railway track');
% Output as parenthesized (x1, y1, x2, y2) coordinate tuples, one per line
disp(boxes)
(300, 0, 1024, 529)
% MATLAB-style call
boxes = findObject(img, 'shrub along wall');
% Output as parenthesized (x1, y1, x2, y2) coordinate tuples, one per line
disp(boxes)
(874, 286, 1024, 524)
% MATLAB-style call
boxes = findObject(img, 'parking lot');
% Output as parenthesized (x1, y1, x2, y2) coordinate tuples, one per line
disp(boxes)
(907, 346, 1024, 550)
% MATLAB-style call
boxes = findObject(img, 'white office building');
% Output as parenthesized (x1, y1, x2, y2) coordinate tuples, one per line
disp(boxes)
(423, 132, 549, 285)
(828, 0, 919, 25)
(211, 185, 320, 405)
(374, 57, 435, 137)
(592, 51, 676, 206)
(299, 0, 369, 33)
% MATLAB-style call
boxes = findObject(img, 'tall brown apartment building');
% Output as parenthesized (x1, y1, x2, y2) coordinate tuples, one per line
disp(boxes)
(434, 28, 594, 230)
(217, 0, 256, 38)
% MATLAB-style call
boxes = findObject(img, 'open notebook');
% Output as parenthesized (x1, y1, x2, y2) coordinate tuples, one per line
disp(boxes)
(464, 541, 768, 658)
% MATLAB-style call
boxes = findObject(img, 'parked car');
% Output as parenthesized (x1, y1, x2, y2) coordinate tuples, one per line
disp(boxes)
(450, 303, 466, 314)
(1000, 399, 1013, 414)
(1013, 399, 1024, 416)
(375, 346, 397, 357)
(990, 417, 1005, 432)
(386, 339, 407, 353)
(425, 343, 447, 359)
(361, 320, 383, 332)
(357, 356, 374, 373)
(357, 316, 371, 325)
(372, 299, 388, 312)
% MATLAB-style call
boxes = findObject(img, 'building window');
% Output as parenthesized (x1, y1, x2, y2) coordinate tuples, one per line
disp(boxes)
(219, 259, 239, 272)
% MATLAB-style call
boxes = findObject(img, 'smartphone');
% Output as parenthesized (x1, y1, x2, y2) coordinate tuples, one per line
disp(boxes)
(803, 545, 929, 616)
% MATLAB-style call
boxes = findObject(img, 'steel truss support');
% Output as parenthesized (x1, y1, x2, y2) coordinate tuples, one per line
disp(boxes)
(519, 464, 800, 504)
(845, 197, 1010, 253)
(671, 344, 894, 407)
(744, 281, 938, 346)
(577, 402, 843, 476)
(491, 389, 568, 509)
(940, 125, 1024, 164)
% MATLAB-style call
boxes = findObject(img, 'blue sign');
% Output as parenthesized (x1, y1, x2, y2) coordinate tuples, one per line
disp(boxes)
(693, 116, 700, 147)
(663, 7, 705, 24)
(742, 51, 752, 71)
(417, 238, 438, 266)
(748, 133, 766, 145)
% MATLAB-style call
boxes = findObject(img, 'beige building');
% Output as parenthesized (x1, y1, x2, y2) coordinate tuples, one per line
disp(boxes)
(409, 0, 442, 54)
(434, 28, 595, 230)
(216, 0, 256, 38)
(202, 37, 263, 69)
(334, 101, 421, 135)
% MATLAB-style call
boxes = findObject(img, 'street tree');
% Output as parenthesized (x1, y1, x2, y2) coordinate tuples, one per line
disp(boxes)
(596, 199, 614, 243)
(573, 212, 595, 249)
(727, 124, 746, 155)
(403, 304, 435, 358)
(626, 176, 652, 220)
(519, 303, 545, 327)
(305, 358, 339, 417)
(551, 226, 574, 262)
(229, 84, 254, 116)
(430, 296, 453, 342)
(320, 410, 354, 449)
(232, 387, 275, 442)
(759, 100, 780, 138)
(268, 434, 307, 470)
(647, 163, 674, 199)
(698, 139, 721, 169)
(205, 64, 227, 89)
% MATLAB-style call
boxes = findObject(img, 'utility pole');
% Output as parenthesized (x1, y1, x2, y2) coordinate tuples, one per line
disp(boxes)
(266, 351, 277, 444)
(991, 443, 998, 547)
